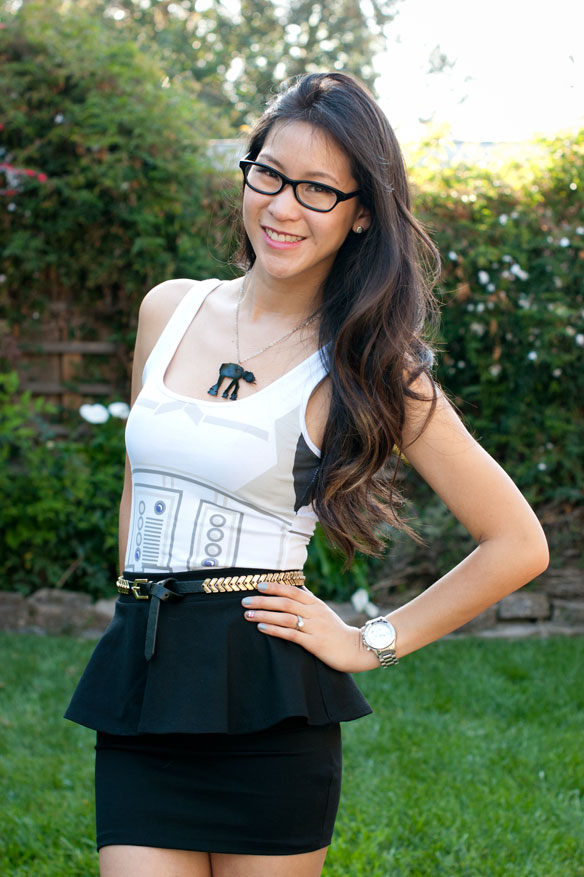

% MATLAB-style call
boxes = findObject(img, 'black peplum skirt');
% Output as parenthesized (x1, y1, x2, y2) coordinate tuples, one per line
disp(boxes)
(65, 569, 372, 736)
(66, 568, 372, 855)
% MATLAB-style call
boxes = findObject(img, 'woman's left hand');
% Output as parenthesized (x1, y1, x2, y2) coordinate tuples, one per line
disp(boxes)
(241, 580, 379, 673)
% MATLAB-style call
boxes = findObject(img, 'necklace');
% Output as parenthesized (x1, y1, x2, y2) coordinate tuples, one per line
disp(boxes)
(208, 274, 317, 401)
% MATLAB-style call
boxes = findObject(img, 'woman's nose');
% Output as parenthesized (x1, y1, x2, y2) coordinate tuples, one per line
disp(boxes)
(267, 183, 302, 219)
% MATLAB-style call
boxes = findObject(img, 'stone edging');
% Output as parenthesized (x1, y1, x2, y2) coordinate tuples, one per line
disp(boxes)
(0, 589, 118, 639)
(1, 584, 584, 640)
(331, 587, 584, 639)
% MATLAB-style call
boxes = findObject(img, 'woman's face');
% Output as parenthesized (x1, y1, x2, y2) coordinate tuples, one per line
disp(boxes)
(242, 120, 370, 290)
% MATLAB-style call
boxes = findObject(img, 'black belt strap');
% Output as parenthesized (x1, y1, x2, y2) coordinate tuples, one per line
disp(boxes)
(144, 580, 173, 661)
(141, 578, 207, 661)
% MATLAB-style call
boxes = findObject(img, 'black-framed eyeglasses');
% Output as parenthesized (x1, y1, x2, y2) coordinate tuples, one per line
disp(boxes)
(239, 159, 360, 213)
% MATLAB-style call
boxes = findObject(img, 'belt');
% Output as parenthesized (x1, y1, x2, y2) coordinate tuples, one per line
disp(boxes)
(116, 571, 305, 661)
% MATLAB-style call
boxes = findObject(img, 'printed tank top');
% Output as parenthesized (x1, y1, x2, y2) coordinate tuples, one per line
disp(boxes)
(124, 279, 328, 573)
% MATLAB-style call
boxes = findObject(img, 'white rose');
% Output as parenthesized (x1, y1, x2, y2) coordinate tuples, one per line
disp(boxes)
(108, 402, 131, 419)
(79, 403, 110, 424)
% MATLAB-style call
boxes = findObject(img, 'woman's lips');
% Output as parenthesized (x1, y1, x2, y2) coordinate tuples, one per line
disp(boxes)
(262, 226, 305, 249)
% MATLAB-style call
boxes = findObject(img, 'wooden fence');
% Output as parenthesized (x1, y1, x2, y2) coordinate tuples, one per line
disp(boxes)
(10, 300, 128, 408)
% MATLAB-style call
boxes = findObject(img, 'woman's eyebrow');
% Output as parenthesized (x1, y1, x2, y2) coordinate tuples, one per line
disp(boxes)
(258, 152, 339, 184)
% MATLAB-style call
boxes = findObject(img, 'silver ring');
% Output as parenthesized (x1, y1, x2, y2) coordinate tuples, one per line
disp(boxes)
(296, 615, 305, 630)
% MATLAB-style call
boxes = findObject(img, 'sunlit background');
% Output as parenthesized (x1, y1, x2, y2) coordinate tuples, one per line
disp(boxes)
(374, 0, 583, 143)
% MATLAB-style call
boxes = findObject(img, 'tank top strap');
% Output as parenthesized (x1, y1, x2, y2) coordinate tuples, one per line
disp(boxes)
(298, 346, 329, 402)
(286, 346, 328, 403)
(142, 278, 221, 384)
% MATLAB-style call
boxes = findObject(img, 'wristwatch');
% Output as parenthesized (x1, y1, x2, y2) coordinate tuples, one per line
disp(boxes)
(361, 616, 398, 667)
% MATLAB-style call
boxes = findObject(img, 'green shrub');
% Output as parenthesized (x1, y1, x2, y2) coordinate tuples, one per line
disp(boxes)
(0, 1, 234, 351)
(0, 373, 124, 596)
(413, 130, 584, 508)
(304, 524, 386, 602)
(1, 1, 581, 597)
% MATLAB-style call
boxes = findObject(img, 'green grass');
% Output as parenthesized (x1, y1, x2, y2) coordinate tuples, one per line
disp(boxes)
(0, 636, 582, 876)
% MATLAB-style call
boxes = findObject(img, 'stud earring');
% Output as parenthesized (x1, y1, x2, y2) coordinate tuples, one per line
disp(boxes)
(354, 226, 364, 234)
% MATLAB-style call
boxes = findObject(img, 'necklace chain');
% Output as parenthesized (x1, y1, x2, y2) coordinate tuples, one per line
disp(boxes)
(234, 274, 317, 365)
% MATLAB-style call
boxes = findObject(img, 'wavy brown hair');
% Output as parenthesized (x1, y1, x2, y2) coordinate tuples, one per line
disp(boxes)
(236, 72, 441, 561)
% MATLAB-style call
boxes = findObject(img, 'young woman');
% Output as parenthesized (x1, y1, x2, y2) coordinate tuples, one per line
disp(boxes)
(66, 72, 548, 877)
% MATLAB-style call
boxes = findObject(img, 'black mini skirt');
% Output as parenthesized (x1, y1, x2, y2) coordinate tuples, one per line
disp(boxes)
(67, 568, 371, 855)
(95, 717, 342, 855)
(66, 568, 372, 736)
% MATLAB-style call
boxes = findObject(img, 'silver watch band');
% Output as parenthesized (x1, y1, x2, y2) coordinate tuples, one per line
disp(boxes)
(377, 649, 398, 667)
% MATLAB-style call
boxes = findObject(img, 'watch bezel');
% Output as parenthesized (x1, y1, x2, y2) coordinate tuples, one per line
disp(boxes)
(363, 617, 396, 650)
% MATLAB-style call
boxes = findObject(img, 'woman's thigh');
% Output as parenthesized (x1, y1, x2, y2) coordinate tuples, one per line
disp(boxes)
(210, 846, 329, 877)
(99, 844, 212, 877)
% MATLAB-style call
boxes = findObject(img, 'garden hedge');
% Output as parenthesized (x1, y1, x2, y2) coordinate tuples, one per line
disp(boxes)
(1, 5, 582, 598)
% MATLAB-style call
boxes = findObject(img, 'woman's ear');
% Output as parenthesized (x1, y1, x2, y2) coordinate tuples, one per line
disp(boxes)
(352, 204, 371, 233)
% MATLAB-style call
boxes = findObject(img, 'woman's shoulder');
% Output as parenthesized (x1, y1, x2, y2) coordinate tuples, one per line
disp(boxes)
(132, 279, 215, 380)
(138, 277, 201, 327)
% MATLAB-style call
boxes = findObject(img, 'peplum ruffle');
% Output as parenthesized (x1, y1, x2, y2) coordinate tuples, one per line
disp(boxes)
(65, 570, 372, 735)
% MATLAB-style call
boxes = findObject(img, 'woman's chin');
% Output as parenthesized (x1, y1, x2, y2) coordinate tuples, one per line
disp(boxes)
(252, 253, 333, 289)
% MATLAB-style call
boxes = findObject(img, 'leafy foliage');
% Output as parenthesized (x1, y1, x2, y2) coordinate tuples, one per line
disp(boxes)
(412, 130, 584, 507)
(79, 0, 397, 125)
(0, 1, 233, 346)
(304, 524, 386, 601)
(0, 373, 124, 596)
(370, 131, 584, 593)
(0, 2, 582, 597)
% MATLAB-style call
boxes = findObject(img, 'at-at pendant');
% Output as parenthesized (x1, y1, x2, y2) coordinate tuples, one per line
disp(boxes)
(208, 362, 256, 401)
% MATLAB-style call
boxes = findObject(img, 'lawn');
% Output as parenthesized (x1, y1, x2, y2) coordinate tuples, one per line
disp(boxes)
(0, 634, 582, 876)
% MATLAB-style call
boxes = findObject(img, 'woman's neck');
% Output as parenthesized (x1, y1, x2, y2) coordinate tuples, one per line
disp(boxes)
(242, 268, 322, 323)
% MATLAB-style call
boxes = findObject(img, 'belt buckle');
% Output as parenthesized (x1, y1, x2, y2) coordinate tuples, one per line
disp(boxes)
(131, 578, 150, 600)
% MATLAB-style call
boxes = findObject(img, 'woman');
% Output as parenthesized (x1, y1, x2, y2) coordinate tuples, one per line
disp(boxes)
(66, 72, 548, 876)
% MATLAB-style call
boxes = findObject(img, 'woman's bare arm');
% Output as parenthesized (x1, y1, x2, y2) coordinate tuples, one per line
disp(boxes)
(237, 377, 549, 672)
(386, 381, 550, 657)
(117, 279, 196, 573)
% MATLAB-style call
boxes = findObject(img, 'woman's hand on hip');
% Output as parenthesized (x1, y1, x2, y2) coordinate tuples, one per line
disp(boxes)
(241, 580, 379, 673)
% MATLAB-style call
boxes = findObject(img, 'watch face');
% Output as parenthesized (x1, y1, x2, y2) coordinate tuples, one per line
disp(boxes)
(365, 620, 395, 650)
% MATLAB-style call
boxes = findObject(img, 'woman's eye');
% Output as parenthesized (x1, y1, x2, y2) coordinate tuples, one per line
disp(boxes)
(257, 167, 279, 178)
(307, 183, 329, 194)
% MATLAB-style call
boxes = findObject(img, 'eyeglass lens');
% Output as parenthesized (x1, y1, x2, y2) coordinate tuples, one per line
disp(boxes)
(245, 164, 338, 211)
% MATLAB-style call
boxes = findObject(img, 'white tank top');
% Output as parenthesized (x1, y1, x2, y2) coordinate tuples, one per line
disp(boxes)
(124, 279, 328, 573)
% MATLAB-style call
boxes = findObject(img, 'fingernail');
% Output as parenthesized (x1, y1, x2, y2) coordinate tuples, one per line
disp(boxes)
(257, 583, 268, 591)
(258, 623, 268, 630)
(241, 597, 253, 606)
(245, 610, 255, 619)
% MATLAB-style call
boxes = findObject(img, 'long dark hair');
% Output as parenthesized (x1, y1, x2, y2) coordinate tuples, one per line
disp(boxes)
(236, 72, 440, 561)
